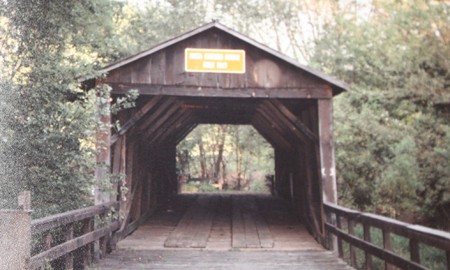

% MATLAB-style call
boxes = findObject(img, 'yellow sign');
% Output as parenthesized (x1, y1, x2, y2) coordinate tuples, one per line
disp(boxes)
(185, 48, 245, 74)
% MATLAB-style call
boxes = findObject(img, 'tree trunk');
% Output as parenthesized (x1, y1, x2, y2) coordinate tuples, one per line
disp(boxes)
(198, 138, 207, 178)
(214, 125, 227, 180)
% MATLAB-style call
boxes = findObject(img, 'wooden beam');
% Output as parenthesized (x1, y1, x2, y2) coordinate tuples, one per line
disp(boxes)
(110, 96, 163, 145)
(141, 101, 182, 140)
(318, 99, 337, 204)
(251, 120, 279, 149)
(269, 99, 319, 143)
(147, 110, 192, 144)
(30, 221, 120, 269)
(156, 113, 196, 145)
(108, 83, 333, 99)
(174, 122, 198, 145)
(136, 97, 177, 133)
(260, 101, 309, 145)
(255, 106, 297, 144)
(252, 114, 291, 152)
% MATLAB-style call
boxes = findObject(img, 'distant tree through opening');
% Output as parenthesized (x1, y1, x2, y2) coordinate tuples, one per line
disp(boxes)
(176, 124, 275, 193)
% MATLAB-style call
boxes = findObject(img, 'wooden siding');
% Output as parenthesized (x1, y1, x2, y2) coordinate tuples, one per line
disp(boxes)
(104, 29, 331, 98)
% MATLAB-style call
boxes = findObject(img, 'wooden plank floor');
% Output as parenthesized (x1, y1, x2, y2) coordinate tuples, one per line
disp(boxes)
(93, 250, 354, 269)
(94, 193, 353, 269)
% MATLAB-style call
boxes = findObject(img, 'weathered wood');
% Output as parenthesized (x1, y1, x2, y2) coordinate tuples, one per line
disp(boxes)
(31, 202, 119, 234)
(256, 107, 295, 144)
(82, 218, 94, 266)
(325, 224, 426, 270)
(251, 115, 292, 151)
(410, 238, 420, 264)
(231, 196, 273, 249)
(336, 214, 344, 258)
(136, 96, 176, 133)
(324, 203, 450, 270)
(447, 251, 450, 270)
(30, 221, 120, 269)
(260, 100, 309, 144)
(141, 101, 182, 140)
(99, 213, 108, 259)
(174, 122, 197, 144)
(165, 196, 218, 248)
(95, 84, 112, 204)
(381, 220, 393, 269)
(347, 219, 357, 267)
(109, 83, 333, 99)
(232, 196, 259, 248)
(324, 203, 450, 251)
(95, 249, 354, 270)
(156, 112, 195, 143)
(117, 140, 136, 238)
(110, 96, 163, 145)
(147, 109, 190, 144)
(64, 224, 74, 269)
(99, 22, 347, 94)
(318, 99, 337, 204)
(363, 223, 373, 270)
(270, 99, 319, 143)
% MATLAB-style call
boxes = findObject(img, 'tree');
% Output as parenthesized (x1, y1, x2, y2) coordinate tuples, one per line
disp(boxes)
(0, 0, 119, 217)
(177, 124, 274, 191)
(311, 0, 450, 228)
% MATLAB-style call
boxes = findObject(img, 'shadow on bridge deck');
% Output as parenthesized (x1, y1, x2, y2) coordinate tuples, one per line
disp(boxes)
(95, 193, 353, 269)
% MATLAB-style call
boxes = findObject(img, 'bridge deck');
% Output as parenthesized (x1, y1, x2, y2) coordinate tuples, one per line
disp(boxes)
(95, 193, 352, 269)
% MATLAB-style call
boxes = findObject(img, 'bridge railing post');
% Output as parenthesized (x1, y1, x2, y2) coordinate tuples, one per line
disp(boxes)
(0, 191, 32, 270)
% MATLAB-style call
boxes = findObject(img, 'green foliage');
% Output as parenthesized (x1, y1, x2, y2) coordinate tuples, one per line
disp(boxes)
(1, 0, 448, 233)
(177, 124, 274, 192)
(0, 0, 118, 217)
(312, 0, 450, 228)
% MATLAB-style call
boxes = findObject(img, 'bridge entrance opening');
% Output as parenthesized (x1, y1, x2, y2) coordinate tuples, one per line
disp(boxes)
(176, 124, 275, 194)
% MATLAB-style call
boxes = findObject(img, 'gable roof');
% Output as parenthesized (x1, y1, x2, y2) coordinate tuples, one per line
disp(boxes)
(100, 21, 348, 95)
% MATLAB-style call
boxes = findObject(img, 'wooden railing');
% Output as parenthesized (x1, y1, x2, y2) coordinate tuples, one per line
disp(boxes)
(324, 202, 450, 270)
(30, 201, 120, 269)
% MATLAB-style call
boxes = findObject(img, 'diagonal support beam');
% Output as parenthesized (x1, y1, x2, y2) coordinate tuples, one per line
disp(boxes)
(256, 106, 297, 144)
(260, 100, 311, 145)
(110, 96, 164, 145)
(269, 99, 319, 144)
(159, 112, 196, 144)
(148, 110, 193, 144)
(252, 113, 292, 152)
(136, 97, 177, 133)
(141, 100, 182, 140)
(174, 121, 198, 145)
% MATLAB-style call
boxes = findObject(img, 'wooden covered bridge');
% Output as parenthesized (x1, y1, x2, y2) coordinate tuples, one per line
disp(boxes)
(2, 22, 450, 270)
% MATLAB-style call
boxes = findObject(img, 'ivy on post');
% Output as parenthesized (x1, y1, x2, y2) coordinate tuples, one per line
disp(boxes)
(95, 83, 113, 205)
(94, 83, 112, 261)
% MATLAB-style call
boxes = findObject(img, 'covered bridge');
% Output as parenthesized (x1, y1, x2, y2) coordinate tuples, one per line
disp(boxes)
(6, 21, 449, 270)
(84, 21, 347, 245)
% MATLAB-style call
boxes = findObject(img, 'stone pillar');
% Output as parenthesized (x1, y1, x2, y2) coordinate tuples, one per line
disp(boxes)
(0, 192, 31, 270)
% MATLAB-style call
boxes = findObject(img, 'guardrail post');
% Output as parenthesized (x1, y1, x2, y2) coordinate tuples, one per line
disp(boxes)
(82, 218, 94, 267)
(383, 230, 393, 270)
(0, 191, 31, 270)
(363, 223, 373, 270)
(64, 224, 74, 269)
(336, 214, 344, 258)
(446, 251, 450, 270)
(348, 218, 357, 267)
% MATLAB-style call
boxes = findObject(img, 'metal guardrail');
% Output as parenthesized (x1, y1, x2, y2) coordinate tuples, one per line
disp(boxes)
(324, 202, 450, 270)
